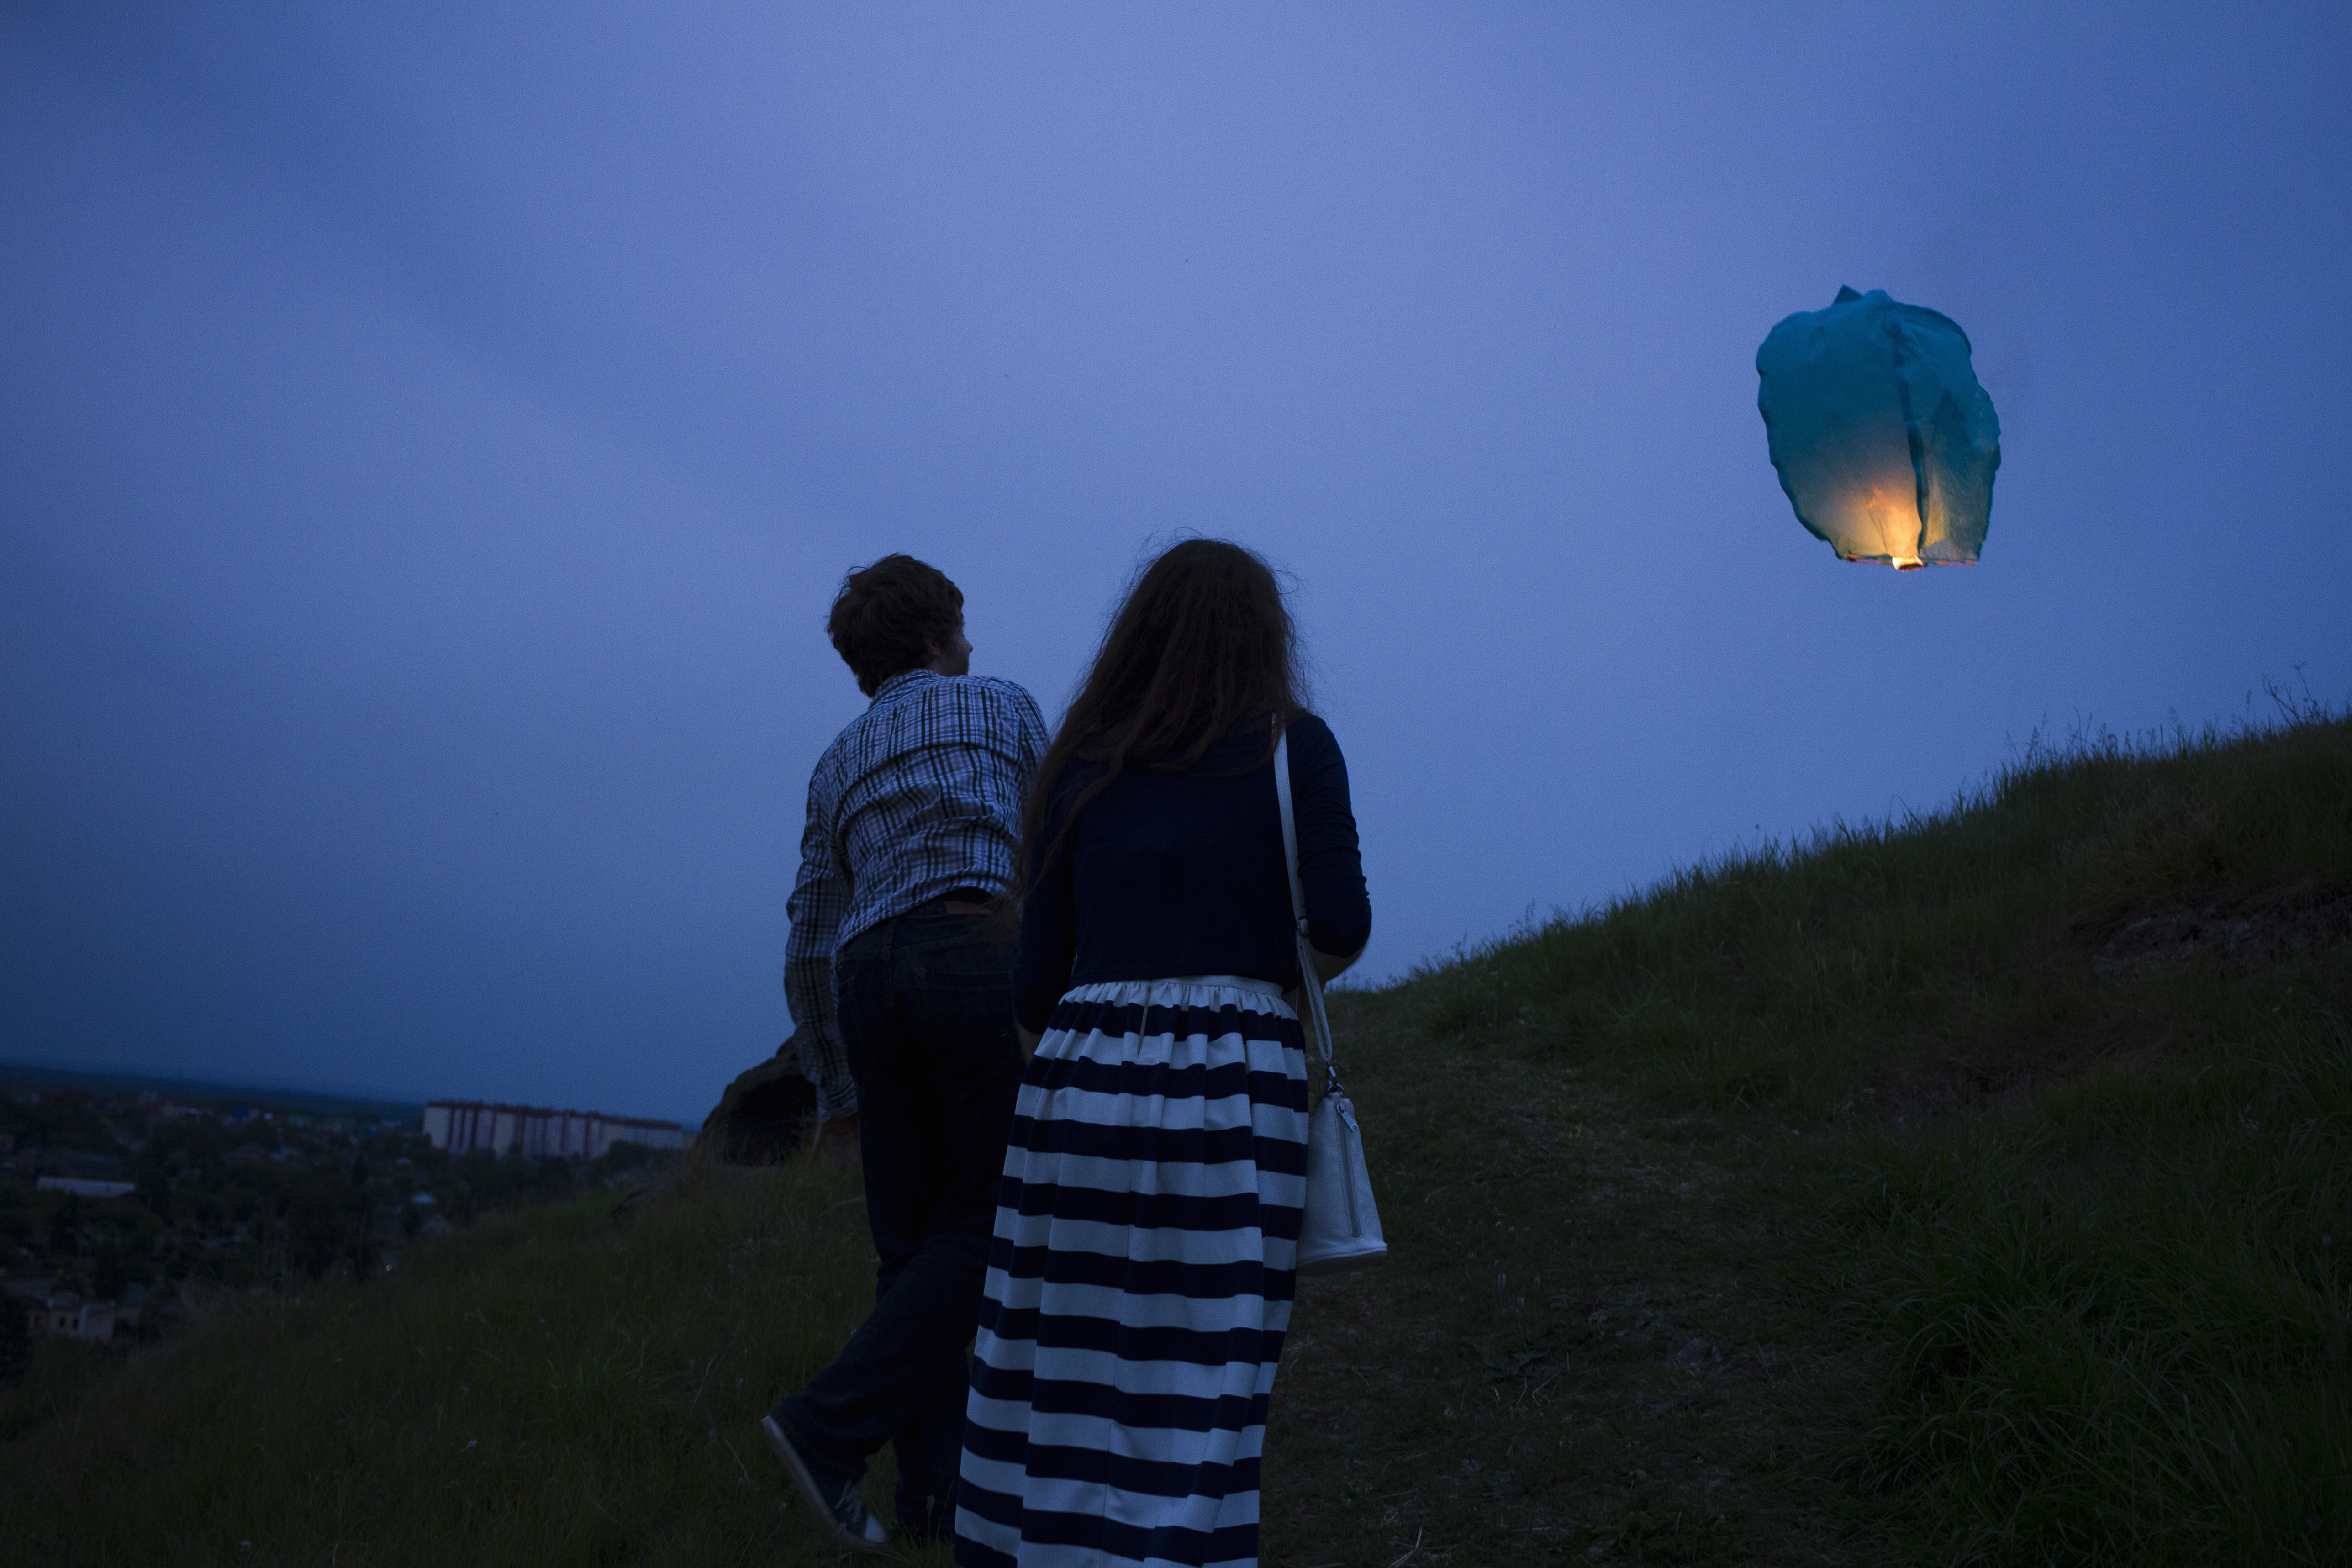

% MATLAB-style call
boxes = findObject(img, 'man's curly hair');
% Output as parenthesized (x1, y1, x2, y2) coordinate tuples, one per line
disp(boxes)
(827, 554, 965, 696)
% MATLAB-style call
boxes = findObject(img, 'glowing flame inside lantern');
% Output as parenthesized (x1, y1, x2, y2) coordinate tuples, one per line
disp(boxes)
(1835, 483, 1937, 569)
(1757, 288, 2001, 570)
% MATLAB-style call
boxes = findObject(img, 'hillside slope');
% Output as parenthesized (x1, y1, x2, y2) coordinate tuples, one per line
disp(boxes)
(1270, 707, 2349, 1566)
(3, 709, 2345, 1567)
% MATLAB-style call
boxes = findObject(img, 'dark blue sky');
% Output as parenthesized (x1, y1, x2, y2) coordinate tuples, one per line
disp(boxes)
(4, 5, 2347, 1122)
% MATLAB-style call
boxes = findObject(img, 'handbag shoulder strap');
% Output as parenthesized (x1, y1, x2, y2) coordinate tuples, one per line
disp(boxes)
(1273, 718, 1339, 1080)
(1273, 723, 1308, 928)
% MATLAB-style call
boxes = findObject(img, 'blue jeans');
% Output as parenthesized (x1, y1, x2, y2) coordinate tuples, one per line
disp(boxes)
(775, 904, 1023, 1535)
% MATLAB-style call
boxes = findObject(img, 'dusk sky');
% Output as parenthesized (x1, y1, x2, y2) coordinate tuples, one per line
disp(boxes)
(5, 5, 2347, 1123)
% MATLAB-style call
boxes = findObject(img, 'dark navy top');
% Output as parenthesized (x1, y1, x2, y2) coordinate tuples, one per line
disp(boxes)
(1013, 713, 1371, 1032)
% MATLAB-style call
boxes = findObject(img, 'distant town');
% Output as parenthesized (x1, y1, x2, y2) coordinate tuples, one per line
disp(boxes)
(1, 1073, 685, 1367)
(421, 1098, 687, 1160)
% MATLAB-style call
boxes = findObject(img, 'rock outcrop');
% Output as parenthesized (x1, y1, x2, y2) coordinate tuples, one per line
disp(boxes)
(693, 1036, 818, 1166)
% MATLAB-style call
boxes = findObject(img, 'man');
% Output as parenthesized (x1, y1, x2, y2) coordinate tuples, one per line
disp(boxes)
(764, 554, 1048, 1550)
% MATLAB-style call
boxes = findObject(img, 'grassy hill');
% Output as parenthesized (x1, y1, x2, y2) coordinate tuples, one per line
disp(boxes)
(3, 707, 2346, 1566)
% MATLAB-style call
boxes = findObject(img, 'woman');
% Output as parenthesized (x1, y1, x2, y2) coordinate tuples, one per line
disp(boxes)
(956, 539, 1371, 1568)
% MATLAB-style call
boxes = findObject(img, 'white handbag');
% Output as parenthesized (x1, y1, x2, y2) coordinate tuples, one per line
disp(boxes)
(1275, 725, 1388, 1276)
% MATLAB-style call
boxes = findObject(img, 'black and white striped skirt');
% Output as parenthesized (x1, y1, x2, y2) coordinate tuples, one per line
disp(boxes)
(955, 976, 1311, 1568)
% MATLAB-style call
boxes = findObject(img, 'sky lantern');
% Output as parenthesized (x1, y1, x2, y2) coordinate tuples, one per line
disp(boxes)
(1756, 286, 2002, 569)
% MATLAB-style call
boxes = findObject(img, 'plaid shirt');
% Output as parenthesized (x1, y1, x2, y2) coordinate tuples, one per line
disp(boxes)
(784, 669, 1048, 1119)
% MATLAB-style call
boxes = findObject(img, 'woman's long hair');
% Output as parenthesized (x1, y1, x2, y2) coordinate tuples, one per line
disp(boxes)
(1020, 538, 1304, 889)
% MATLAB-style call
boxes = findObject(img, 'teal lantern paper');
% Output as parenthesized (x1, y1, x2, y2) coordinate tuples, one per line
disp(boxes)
(1756, 286, 2001, 569)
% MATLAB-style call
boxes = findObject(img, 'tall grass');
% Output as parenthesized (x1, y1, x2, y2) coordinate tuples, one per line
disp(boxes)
(1829, 1010, 2352, 1564)
(0, 1155, 932, 1565)
(1403, 707, 2351, 1118)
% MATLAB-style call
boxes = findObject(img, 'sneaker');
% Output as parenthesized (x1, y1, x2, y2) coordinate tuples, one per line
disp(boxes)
(761, 1415, 889, 1551)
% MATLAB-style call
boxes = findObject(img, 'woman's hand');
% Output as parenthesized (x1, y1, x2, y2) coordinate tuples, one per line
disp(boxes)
(808, 1113, 861, 1169)
(1287, 943, 1364, 1010)
(1016, 1023, 1041, 1061)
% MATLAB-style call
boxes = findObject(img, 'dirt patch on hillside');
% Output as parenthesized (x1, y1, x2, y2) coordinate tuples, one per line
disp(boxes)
(2085, 879, 2352, 976)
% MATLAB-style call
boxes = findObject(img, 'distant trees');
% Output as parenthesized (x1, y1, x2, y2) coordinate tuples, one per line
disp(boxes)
(417, 1147, 612, 1227)
(0, 1185, 32, 1253)
(92, 1237, 134, 1302)
(0, 1289, 26, 1384)
(0, 1094, 654, 1313)
(286, 1187, 351, 1280)
(137, 1150, 174, 1222)
(0, 1090, 115, 1158)
(47, 1193, 83, 1257)
(589, 1140, 659, 1186)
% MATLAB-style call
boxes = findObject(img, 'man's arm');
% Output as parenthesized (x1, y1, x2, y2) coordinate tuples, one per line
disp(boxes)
(783, 771, 858, 1122)
(1006, 681, 1057, 1063)
(1013, 685, 1050, 776)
